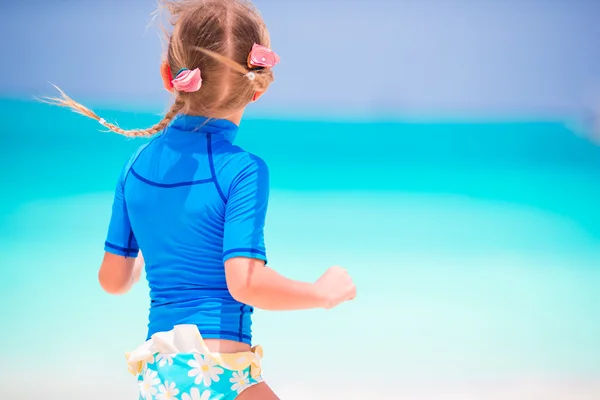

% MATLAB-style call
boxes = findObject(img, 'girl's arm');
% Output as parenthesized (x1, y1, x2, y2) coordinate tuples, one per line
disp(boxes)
(223, 157, 356, 310)
(99, 155, 142, 295)
(225, 257, 355, 311)
(98, 251, 143, 295)
(98, 253, 137, 295)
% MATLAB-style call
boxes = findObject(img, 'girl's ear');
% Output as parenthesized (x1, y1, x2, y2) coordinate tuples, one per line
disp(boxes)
(161, 62, 174, 93)
(252, 91, 265, 102)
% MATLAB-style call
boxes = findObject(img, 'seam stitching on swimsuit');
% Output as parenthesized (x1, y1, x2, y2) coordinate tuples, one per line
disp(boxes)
(208, 133, 227, 203)
(130, 169, 214, 188)
(223, 248, 267, 258)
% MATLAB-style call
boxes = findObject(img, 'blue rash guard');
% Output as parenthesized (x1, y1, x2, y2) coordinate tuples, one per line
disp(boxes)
(103, 115, 269, 345)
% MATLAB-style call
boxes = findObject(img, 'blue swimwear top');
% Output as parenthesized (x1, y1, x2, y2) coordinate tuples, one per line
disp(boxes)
(103, 115, 269, 345)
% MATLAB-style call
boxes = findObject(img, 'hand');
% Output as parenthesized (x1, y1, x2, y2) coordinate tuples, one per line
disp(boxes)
(132, 252, 144, 284)
(314, 266, 356, 309)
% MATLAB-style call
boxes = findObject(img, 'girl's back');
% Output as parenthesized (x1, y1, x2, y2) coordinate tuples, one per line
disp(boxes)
(113, 115, 268, 343)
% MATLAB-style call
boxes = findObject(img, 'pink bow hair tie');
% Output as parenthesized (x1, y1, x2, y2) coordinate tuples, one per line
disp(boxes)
(247, 44, 280, 68)
(172, 68, 202, 92)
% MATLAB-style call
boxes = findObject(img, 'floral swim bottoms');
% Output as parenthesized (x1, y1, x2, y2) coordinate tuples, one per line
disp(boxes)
(126, 325, 264, 400)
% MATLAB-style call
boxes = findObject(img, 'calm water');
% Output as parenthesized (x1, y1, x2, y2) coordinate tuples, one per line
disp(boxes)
(2, 99, 600, 399)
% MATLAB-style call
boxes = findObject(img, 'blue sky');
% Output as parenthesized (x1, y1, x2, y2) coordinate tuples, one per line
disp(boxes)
(1, 0, 600, 117)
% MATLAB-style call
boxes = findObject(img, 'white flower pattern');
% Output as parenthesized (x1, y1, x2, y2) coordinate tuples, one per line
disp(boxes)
(181, 387, 212, 400)
(187, 354, 224, 386)
(229, 370, 251, 394)
(132, 326, 265, 400)
(156, 380, 179, 400)
(138, 368, 161, 400)
(156, 353, 175, 367)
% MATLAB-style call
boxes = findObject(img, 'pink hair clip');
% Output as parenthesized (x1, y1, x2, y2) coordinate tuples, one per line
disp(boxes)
(172, 68, 202, 92)
(247, 44, 280, 68)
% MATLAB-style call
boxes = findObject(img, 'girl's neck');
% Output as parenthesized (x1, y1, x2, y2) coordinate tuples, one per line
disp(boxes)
(184, 108, 245, 127)
(224, 109, 244, 126)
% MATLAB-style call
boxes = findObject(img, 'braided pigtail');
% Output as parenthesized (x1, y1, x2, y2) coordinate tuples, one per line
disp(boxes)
(41, 86, 185, 137)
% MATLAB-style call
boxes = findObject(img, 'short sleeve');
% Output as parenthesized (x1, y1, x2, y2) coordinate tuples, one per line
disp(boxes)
(104, 164, 139, 258)
(222, 155, 270, 264)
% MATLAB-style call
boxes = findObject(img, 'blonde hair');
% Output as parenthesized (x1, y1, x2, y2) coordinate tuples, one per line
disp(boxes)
(42, 0, 274, 137)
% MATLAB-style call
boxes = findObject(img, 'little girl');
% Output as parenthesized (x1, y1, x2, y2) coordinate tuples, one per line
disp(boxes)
(46, 1, 356, 399)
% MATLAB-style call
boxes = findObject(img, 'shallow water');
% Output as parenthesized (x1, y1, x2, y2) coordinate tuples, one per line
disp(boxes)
(2, 99, 600, 398)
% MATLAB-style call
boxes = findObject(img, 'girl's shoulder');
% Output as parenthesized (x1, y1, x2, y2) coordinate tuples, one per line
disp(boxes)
(217, 142, 269, 173)
(214, 145, 270, 193)
(119, 135, 163, 181)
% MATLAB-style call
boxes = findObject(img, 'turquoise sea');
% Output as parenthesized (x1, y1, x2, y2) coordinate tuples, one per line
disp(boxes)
(1, 98, 600, 399)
